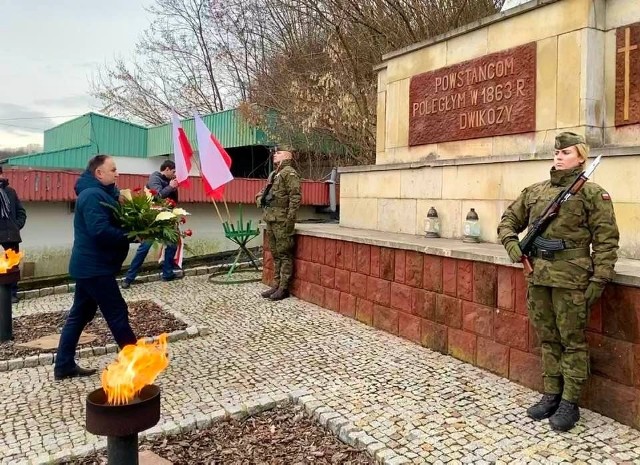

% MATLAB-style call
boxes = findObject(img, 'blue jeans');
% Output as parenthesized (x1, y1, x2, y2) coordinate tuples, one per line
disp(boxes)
(125, 241, 177, 283)
(54, 275, 137, 375)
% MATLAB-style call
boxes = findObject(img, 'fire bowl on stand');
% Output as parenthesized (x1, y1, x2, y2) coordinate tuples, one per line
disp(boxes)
(0, 266, 20, 342)
(86, 384, 161, 465)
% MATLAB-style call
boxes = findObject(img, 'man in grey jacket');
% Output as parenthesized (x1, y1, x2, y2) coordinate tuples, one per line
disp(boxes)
(122, 160, 180, 288)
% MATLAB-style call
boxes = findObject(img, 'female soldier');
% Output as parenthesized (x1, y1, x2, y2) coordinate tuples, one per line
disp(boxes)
(497, 132, 619, 432)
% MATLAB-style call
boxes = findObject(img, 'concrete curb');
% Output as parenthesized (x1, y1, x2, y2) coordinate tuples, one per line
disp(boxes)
(27, 389, 307, 465)
(16, 260, 263, 301)
(0, 298, 204, 373)
(24, 388, 408, 465)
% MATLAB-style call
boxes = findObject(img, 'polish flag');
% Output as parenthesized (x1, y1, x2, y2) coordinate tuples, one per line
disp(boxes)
(194, 112, 233, 200)
(171, 110, 193, 186)
(158, 237, 184, 269)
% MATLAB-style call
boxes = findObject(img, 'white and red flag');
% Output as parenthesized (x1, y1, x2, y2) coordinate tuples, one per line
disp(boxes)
(171, 110, 193, 186)
(193, 112, 233, 200)
(157, 237, 184, 270)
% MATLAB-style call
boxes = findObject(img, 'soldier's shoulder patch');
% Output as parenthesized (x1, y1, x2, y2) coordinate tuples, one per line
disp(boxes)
(601, 192, 611, 201)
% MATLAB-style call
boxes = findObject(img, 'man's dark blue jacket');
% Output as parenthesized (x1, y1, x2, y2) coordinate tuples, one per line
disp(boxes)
(69, 171, 129, 279)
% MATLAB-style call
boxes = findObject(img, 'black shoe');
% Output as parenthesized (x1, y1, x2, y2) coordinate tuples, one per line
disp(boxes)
(269, 289, 290, 301)
(162, 275, 184, 282)
(549, 400, 580, 432)
(121, 280, 131, 289)
(54, 365, 97, 381)
(527, 393, 562, 421)
(261, 286, 279, 298)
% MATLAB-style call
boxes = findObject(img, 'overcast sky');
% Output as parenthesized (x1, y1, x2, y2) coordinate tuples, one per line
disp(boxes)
(0, 0, 153, 149)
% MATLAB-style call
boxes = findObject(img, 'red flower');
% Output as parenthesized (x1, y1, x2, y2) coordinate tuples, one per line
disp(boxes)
(133, 187, 142, 193)
(184, 229, 193, 237)
(149, 189, 158, 196)
(167, 199, 177, 207)
(180, 217, 187, 224)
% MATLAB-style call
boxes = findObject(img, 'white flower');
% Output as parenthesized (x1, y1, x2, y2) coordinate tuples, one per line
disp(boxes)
(154, 211, 176, 222)
(119, 189, 132, 201)
(172, 208, 190, 216)
(144, 187, 154, 201)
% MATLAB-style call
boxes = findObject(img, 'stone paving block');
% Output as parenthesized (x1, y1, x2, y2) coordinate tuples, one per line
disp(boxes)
(24, 290, 39, 300)
(7, 358, 23, 370)
(3, 274, 640, 463)
(23, 356, 39, 368)
(243, 399, 264, 416)
(186, 326, 198, 336)
(161, 422, 181, 435)
(338, 423, 358, 444)
(312, 405, 332, 420)
(318, 411, 341, 427)
(178, 418, 195, 432)
(38, 287, 53, 297)
(224, 403, 247, 420)
(53, 285, 68, 295)
(289, 389, 311, 402)
(327, 416, 350, 435)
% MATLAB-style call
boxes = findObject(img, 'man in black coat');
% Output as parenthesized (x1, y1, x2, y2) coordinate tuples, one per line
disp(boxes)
(0, 166, 27, 303)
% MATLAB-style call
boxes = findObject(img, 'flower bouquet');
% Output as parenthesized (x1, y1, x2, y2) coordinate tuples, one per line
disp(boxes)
(106, 187, 191, 245)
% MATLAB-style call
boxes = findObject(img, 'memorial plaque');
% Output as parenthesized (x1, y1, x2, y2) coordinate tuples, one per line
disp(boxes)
(409, 42, 536, 146)
(615, 23, 640, 126)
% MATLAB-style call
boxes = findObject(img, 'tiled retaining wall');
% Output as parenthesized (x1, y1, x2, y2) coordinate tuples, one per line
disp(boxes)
(263, 234, 640, 429)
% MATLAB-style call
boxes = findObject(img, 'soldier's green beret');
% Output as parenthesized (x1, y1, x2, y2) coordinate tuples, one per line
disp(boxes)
(555, 132, 585, 150)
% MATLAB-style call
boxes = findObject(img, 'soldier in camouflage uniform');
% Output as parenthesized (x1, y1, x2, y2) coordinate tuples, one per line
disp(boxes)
(497, 132, 619, 432)
(256, 145, 302, 301)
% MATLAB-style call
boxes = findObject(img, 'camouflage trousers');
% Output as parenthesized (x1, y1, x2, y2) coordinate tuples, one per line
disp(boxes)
(527, 284, 590, 403)
(265, 221, 295, 290)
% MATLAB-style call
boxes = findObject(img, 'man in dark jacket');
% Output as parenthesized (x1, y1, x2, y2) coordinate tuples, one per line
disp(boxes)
(0, 166, 27, 303)
(54, 155, 137, 381)
(121, 160, 180, 288)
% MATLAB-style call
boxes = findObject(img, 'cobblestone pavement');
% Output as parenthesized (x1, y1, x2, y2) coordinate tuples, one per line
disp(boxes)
(2, 274, 640, 464)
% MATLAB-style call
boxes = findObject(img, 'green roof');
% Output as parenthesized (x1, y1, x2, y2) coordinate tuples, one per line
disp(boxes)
(8, 109, 271, 169)
(148, 109, 270, 156)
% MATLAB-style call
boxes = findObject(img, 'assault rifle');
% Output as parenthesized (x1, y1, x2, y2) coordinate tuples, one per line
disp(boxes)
(518, 155, 603, 274)
(259, 147, 278, 207)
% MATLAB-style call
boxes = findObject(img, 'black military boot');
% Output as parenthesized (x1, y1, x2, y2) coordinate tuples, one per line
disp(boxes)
(526, 393, 562, 420)
(269, 288, 290, 301)
(260, 286, 279, 298)
(549, 400, 580, 432)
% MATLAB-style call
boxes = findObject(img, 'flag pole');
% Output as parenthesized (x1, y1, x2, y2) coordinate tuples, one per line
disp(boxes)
(190, 154, 225, 224)
(222, 197, 231, 223)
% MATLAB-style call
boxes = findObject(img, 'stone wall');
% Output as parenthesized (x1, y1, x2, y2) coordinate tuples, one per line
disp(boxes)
(263, 233, 640, 429)
(340, 0, 640, 259)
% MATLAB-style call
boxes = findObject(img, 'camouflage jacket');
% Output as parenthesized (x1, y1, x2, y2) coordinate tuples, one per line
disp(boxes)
(497, 165, 619, 289)
(255, 160, 301, 223)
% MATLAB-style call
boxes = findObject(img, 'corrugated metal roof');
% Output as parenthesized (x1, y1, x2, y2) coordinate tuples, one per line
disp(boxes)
(7, 145, 96, 170)
(43, 115, 92, 151)
(147, 109, 271, 156)
(2, 168, 334, 206)
(90, 114, 147, 157)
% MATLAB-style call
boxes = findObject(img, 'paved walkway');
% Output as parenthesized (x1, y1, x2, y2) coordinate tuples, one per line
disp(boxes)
(1, 274, 640, 464)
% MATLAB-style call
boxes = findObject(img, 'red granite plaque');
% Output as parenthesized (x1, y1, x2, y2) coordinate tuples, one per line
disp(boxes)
(615, 23, 640, 126)
(409, 42, 536, 146)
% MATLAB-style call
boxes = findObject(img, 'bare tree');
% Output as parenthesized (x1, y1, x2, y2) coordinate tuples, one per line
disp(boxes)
(92, 0, 504, 167)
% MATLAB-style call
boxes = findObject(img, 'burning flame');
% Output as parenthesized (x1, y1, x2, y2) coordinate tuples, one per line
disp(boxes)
(101, 333, 169, 405)
(0, 249, 22, 274)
